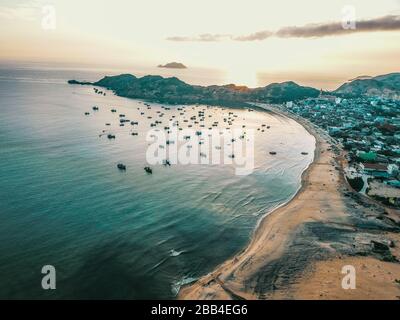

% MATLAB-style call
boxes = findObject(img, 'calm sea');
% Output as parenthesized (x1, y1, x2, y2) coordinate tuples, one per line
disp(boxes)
(0, 66, 315, 299)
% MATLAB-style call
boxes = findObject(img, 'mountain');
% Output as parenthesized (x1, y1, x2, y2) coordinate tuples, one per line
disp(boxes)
(249, 81, 319, 102)
(69, 74, 319, 106)
(348, 75, 372, 81)
(157, 62, 187, 69)
(94, 74, 137, 89)
(334, 72, 400, 99)
(374, 73, 400, 88)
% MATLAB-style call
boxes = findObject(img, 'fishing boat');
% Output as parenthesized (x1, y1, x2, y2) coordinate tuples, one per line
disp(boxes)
(117, 163, 126, 171)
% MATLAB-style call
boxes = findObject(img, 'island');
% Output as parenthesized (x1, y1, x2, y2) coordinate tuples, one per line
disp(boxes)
(157, 62, 187, 69)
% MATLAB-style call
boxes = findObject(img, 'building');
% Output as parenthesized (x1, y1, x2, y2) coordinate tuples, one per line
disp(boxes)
(360, 163, 390, 178)
(357, 151, 377, 162)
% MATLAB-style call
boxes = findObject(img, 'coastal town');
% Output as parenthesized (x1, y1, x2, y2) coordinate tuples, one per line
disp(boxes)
(280, 93, 400, 208)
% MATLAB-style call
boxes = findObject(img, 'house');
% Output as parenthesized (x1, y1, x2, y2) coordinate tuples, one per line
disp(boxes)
(360, 162, 390, 178)
(328, 127, 342, 136)
(357, 151, 376, 162)
(385, 180, 400, 188)
(374, 116, 386, 123)
(388, 164, 399, 176)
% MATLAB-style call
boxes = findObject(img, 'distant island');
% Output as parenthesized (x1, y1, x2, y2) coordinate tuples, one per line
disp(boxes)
(157, 62, 187, 69)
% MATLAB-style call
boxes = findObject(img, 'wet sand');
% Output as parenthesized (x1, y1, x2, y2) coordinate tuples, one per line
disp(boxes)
(179, 105, 400, 300)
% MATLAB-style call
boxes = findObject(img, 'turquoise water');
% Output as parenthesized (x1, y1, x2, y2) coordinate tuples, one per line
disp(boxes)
(0, 67, 315, 299)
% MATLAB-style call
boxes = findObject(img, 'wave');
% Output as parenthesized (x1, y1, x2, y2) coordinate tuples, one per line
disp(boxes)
(169, 249, 185, 257)
(171, 276, 198, 296)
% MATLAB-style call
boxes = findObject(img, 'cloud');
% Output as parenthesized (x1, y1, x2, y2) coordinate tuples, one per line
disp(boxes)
(166, 15, 400, 42)
(275, 15, 400, 38)
(166, 33, 232, 42)
(232, 30, 273, 41)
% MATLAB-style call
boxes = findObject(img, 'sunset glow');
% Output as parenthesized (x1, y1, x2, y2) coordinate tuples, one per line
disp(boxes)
(1, 0, 399, 88)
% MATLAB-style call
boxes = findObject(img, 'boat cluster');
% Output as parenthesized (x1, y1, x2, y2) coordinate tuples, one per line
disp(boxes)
(84, 98, 290, 174)
(117, 163, 154, 174)
(93, 88, 106, 96)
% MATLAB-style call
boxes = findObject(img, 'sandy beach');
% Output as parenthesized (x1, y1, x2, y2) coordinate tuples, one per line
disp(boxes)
(179, 106, 400, 300)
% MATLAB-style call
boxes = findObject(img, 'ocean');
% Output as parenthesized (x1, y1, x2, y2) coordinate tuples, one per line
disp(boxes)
(0, 66, 315, 299)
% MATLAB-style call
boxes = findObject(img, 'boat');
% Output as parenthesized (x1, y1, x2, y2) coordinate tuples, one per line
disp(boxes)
(117, 163, 126, 171)
(269, 151, 277, 155)
(144, 166, 153, 174)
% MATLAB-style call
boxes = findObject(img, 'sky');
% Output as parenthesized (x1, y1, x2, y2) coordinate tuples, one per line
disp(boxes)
(0, 0, 399, 89)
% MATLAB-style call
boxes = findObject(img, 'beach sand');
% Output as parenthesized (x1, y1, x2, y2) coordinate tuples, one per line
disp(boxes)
(179, 106, 400, 300)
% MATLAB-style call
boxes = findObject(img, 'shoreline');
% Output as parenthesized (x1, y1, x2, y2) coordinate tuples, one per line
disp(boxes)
(178, 105, 333, 299)
(179, 105, 400, 300)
